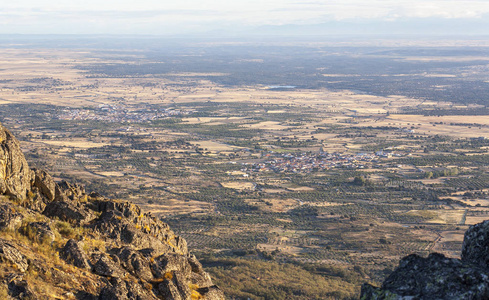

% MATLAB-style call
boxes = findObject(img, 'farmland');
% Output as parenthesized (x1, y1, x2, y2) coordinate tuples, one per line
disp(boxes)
(1, 37, 489, 299)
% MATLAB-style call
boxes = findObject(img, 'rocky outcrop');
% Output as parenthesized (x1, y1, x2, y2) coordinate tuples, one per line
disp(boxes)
(361, 220, 489, 300)
(462, 220, 489, 267)
(43, 199, 95, 225)
(0, 123, 32, 199)
(0, 122, 224, 299)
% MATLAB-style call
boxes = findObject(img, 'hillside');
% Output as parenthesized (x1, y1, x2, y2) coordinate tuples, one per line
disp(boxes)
(0, 122, 224, 299)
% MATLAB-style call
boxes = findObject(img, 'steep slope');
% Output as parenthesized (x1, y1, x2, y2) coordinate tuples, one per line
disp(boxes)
(361, 221, 489, 299)
(0, 122, 224, 299)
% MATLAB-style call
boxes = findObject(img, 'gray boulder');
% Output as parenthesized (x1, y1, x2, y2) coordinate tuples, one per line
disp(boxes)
(55, 180, 86, 202)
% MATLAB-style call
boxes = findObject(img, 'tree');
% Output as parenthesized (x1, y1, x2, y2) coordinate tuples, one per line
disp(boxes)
(352, 176, 367, 186)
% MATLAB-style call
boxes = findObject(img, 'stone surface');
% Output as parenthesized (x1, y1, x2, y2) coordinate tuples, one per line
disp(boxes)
(198, 286, 226, 300)
(93, 254, 125, 278)
(158, 279, 183, 300)
(114, 247, 153, 281)
(32, 168, 56, 202)
(0, 124, 32, 199)
(0, 239, 29, 272)
(462, 220, 489, 267)
(60, 239, 90, 269)
(43, 200, 95, 225)
(151, 254, 192, 279)
(0, 203, 22, 230)
(99, 279, 158, 300)
(26, 221, 56, 244)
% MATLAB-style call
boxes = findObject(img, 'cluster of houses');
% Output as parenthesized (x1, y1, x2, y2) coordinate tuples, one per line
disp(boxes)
(248, 151, 398, 173)
(57, 104, 189, 123)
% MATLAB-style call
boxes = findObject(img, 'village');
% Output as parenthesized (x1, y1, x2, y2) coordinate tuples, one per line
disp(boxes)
(56, 104, 190, 123)
(248, 150, 406, 174)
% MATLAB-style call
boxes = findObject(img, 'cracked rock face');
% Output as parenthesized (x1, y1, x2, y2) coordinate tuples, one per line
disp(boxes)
(0, 124, 32, 199)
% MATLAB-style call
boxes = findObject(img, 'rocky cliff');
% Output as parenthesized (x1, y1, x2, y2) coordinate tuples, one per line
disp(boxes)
(361, 221, 489, 300)
(0, 122, 224, 299)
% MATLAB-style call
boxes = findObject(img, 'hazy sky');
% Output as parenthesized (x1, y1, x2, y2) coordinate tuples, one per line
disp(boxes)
(2, 0, 489, 35)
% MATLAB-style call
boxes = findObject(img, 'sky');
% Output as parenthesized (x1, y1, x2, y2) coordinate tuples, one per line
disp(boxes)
(2, 0, 489, 36)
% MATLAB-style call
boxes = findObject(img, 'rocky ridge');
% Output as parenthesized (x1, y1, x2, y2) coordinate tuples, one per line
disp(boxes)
(0, 122, 224, 299)
(361, 220, 489, 299)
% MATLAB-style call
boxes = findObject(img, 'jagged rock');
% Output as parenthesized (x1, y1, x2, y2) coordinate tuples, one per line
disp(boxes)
(99, 279, 158, 300)
(361, 253, 489, 300)
(150, 254, 191, 279)
(0, 203, 22, 230)
(43, 200, 95, 225)
(90, 199, 188, 255)
(60, 239, 90, 269)
(0, 240, 29, 272)
(158, 279, 183, 300)
(361, 220, 489, 299)
(0, 124, 32, 199)
(93, 254, 126, 278)
(56, 180, 86, 202)
(93, 200, 142, 219)
(188, 254, 213, 286)
(91, 211, 177, 255)
(25, 222, 55, 244)
(462, 220, 489, 267)
(32, 168, 56, 201)
(172, 271, 192, 300)
(189, 272, 213, 288)
(114, 247, 153, 281)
